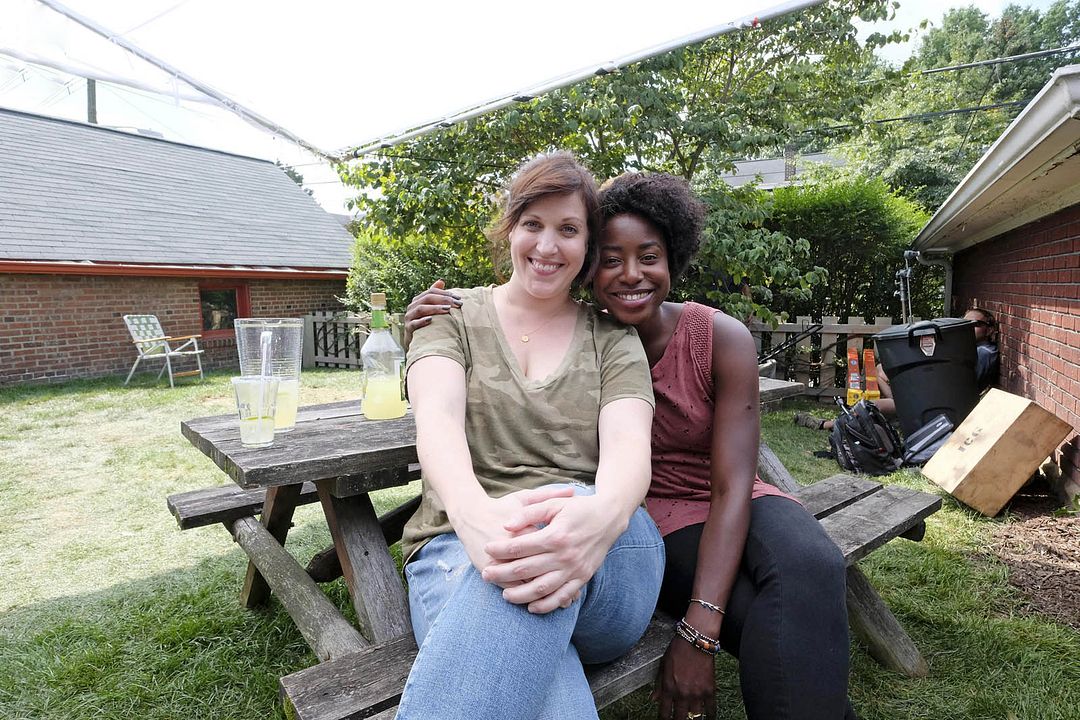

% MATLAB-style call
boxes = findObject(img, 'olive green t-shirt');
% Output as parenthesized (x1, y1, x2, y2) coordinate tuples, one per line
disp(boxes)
(401, 286, 654, 562)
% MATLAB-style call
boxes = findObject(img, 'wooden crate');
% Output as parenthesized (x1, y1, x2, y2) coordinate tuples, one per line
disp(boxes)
(922, 389, 1073, 516)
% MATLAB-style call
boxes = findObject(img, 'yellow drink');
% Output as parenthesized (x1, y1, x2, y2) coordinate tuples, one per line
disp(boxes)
(239, 416, 275, 447)
(363, 375, 406, 420)
(274, 377, 299, 431)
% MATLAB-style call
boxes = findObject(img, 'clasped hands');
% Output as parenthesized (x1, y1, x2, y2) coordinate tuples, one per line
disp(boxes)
(452, 485, 624, 615)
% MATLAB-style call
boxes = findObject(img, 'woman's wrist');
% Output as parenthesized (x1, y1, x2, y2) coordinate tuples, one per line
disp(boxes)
(683, 602, 723, 638)
(442, 484, 491, 527)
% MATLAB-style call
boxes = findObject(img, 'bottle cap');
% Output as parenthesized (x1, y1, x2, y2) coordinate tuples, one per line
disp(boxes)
(370, 292, 387, 306)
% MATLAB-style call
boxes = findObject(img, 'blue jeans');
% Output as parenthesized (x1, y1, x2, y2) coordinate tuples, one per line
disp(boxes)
(396, 487, 665, 720)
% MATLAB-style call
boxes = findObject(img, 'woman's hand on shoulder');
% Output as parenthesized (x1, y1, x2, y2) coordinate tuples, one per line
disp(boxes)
(482, 491, 623, 614)
(403, 279, 463, 348)
(653, 637, 717, 720)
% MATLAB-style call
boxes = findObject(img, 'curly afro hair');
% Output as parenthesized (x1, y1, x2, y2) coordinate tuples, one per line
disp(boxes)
(598, 172, 706, 282)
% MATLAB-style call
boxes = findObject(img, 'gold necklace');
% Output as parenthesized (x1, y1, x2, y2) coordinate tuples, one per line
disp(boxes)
(519, 309, 567, 343)
(497, 287, 574, 343)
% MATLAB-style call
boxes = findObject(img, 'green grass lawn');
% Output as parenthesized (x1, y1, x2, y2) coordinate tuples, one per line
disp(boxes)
(1, 376, 1077, 719)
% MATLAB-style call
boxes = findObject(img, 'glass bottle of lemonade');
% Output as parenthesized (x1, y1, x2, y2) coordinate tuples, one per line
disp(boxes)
(360, 292, 407, 420)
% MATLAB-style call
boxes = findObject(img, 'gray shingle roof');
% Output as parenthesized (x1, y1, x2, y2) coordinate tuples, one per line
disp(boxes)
(0, 108, 354, 269)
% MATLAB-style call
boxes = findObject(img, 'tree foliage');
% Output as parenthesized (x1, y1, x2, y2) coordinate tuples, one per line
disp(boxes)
(344, 228, 492, 315)
(340, 0, 898, 321)
(841, 0, 1080, 211)
(764, 170, 933, 322)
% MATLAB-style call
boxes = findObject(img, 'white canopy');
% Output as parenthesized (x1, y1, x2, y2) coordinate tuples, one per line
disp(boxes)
(3, 0, 820, 157)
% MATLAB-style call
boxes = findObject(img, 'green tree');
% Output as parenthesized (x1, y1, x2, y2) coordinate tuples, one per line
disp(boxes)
(340, 0, 898, 321)
(345, 228, 493, 315)
(842, 1, 1080, 210)
(764, 170, 932, 322)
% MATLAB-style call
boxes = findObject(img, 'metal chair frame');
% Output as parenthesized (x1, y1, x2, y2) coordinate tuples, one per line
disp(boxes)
(122, 315, 205, 387)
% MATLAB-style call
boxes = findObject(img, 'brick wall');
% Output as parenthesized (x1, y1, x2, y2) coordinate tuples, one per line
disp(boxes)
(951, 203, 1080, 492)
(0, 274, 345, 386)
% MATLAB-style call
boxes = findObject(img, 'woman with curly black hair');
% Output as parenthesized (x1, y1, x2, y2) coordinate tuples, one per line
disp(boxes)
(405, 171, 854, 720)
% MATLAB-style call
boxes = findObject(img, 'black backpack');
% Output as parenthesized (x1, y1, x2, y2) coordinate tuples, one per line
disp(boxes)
(829, 400, 903, 476)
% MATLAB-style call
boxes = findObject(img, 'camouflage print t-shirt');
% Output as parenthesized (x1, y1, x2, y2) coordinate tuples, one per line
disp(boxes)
(401, 285, 654, 562)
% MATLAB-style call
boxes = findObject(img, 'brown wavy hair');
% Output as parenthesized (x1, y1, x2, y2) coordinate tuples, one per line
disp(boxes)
(487, 151, 600, 287)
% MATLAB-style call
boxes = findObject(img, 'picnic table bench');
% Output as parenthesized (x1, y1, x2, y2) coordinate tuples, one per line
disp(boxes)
(169, 381, 941, 720)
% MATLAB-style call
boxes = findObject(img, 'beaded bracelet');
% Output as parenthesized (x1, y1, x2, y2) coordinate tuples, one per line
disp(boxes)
(690, 598, 725, 615)
(675, 618, 721, 655)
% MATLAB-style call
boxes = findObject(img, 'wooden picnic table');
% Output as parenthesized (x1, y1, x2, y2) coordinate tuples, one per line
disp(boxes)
(178, 377, 805, 661)
(173, 374, 948, 719)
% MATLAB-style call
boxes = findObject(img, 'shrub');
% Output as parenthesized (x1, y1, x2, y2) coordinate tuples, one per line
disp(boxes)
(345, 228, 494, 314)
(765, 170, 935, 321)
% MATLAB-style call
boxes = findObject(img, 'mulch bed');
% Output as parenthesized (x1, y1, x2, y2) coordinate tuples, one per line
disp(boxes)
(983, 480, 1080, 631)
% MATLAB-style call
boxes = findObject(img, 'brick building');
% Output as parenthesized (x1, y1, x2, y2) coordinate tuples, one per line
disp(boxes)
(914, 65, 1080, 501)
(0, 108, 354, 385)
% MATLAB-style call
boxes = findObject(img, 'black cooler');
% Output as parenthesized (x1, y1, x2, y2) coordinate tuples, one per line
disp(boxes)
(873, 319, 980, 437)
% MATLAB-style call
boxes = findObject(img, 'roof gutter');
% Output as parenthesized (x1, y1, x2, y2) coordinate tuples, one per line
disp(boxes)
(0, 260, 348, 280)
(913, 65, 1080, 253)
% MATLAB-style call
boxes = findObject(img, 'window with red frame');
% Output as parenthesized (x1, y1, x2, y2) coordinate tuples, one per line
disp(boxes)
(198, 282, 250, 336)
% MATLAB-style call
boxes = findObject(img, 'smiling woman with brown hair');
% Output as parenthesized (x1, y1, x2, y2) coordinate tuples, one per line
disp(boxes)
(396, 152, 665, 720)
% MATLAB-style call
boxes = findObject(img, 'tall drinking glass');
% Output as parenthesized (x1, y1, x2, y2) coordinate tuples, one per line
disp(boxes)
(235, 318, 303, 432)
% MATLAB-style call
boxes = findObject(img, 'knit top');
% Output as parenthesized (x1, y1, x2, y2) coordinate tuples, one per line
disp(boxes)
(646, 302, 794, 537)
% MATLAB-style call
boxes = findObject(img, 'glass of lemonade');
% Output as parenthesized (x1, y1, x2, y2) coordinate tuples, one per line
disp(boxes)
(231, 376, 279, 448)
(234, 319, 303, 432)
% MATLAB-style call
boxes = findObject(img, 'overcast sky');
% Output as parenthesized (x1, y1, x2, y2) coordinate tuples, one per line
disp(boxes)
(0, 0, 1063, 213)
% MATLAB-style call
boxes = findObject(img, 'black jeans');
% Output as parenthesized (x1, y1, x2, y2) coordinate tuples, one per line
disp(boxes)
(658, 495, 856, 720)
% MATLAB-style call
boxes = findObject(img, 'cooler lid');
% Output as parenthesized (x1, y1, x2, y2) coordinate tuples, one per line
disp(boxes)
(872, 318, 975, 341)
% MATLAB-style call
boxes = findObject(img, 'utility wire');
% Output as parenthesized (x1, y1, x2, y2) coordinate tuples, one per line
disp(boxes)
(858, 42, 1080, 84)
(920, 43, 1080, 75)
(804, 99, 1031, 135)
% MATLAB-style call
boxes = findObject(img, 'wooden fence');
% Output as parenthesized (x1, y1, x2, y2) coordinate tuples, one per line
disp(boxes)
(303, 310, 906, 399)
(749, 317, 904, 398)
(302, 311, 405, 370)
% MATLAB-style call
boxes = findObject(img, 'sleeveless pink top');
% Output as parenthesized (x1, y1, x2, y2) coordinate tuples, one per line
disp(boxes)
(646, 302, 794, 537)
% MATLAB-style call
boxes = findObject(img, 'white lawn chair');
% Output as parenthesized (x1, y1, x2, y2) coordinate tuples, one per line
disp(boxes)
(123, 315, 205, 387)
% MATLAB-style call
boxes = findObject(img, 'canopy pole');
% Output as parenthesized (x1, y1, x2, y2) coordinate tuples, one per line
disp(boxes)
(342, 0, 827, 159)
(33, 0, 333, 160)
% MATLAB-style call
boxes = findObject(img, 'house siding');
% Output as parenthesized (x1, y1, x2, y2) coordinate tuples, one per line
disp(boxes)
(951, 203, 1080, 492)
(0, 274, 345, 386)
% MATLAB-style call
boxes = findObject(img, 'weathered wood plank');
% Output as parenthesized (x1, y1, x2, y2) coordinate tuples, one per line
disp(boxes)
(589, 614, 676, 708)
(846, 565, 930, 677)
(820, 316, 840, 390)
(750, 321, 895, 335)
(181, 408, 418, 489)
(794, 315, 813, 387)
(167, 466, 422, 531)
(318, 482, 412, 643)
(280, 635, 416, 720)
(279, 616, 679, 720)
(168, 482, 319, 530)
(756, 443, 799, 493)
(230, 516, 366, 661)
(307, 495, 423, 583)
(242, 484, 301, 609)
(795, 474, 882, 519)
(758, 377, 804, 404)
(819, 485, 942, 566)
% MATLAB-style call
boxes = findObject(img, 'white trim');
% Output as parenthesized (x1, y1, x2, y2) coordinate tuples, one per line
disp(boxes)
(914, 64, 1080, 253)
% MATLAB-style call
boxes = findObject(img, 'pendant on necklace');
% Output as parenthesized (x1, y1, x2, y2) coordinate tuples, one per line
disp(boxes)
(520, 335, 530, 343)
